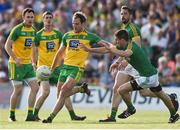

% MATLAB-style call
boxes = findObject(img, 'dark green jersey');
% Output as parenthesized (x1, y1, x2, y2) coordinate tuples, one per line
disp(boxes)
(120, 22, 142, 42)
(126, 42, 157, 76)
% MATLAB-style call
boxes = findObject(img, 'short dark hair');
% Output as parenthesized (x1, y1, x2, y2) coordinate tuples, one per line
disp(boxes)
(115, 29, 129, 41)
(121, 5, 132, 13)
(43, 11, 53, 18)
(73, 11, 87, 23)
(22, 8, 34, 16)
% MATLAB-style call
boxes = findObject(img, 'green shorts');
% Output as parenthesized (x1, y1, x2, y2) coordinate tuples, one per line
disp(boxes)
(49, 65, 62, 85)
(8, 63, 36, 81)
(58, 64, 84, 83)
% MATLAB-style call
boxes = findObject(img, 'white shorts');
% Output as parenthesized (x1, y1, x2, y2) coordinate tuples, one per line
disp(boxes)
(118, 64, 140, 78)
(11, 77, 37, 86)
(135, 73, 159, 88)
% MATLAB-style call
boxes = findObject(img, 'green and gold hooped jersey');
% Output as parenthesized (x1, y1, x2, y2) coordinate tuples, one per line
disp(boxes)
(8, 23, 37, 64)
(62, 31, 101, 68)
(34, 28, 62, 68)
(120, 22, 142, 42)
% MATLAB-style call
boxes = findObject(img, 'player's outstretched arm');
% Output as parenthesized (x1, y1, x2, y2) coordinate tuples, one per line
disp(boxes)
(109, 46, 133, 58)
(79, 43, 109, 54)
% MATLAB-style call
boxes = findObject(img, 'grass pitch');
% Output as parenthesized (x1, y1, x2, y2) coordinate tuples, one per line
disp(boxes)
(0, 108, 180, 129)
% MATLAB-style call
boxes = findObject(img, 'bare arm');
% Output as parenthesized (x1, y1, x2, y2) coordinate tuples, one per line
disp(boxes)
(109, 46, 133, 57)
(51, 44, 66, 71)
(31, 43, 38, 69)
(79, 40, 111, 53)
(5, 38, 21, 66)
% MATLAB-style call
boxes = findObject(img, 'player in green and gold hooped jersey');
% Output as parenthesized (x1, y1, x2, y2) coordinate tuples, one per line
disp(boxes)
(105, 29, 179, 123)
(5, 8, 39, 122)
(42, 11, 111, 123)
(33, 11, 86, 121)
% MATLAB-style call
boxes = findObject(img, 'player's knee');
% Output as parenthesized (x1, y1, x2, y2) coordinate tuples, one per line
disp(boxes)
(130, 80, 142, 91)
(117, 87, 124, 95)
(112, 86, 119, 94)
(14, 87, 23, 95)
(43, 90, 50, 98)
(150, 84, 162, 92)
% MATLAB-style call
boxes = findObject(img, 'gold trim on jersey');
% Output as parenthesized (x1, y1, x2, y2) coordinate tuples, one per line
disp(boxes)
(10, 63, 15, 79)
(68, 31, 88, 36)
(75, 68, 83, 81)
(129, 23, 138, 36)
(127, 42, 132, 50)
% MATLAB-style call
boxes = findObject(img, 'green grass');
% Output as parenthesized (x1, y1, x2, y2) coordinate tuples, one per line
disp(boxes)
(0, 108, 180, 129)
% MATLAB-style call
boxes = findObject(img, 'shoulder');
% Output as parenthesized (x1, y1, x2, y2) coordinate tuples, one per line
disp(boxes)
(36, 28, 44, 36)
(32, 25, 37, 32)
(11, 23, 23, 32)
(129, 23, 140, 31)
(53, 29, 61, 33)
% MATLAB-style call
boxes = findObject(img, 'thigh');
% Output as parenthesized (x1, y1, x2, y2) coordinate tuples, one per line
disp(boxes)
(113, 71, 132, 91)
(8, 62, 25, 81)
(61, 77, 77, 92)
(40, 81, 50, 91)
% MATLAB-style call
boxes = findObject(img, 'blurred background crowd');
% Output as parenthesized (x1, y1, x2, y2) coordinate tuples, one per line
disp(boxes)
(0, 0, 180, 88)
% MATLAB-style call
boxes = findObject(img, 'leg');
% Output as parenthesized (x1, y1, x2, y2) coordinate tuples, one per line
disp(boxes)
(150, 86, 180, 123)
(117, 80, 137, 119)
(26, 79, 39, 121)
(57, 81, 86, 121)
(139, 89, 156, 97)
(42, 77, 77, 123)
(34, 81, 50, 120)
(99, 72, 131, 122)
(9, 81, 23, 122)
(139, 89, 179, 112)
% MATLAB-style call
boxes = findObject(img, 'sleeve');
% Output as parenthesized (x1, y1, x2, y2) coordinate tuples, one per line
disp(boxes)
(57, 31, 63, 45)
(89, 33, 102, 47)
(129, 24, 141, 39)
(34, 33, 40, 46)
(8, 26, 19, 41)
(61, 33, 68, 47)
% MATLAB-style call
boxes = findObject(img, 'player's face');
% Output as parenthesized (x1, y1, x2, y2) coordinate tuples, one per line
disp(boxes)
(72, 18, 84, 33)
(43, 14, 53, 26)
(23, 12, 34, 27)
(120, 9, 130, 24)
(115, 37, 126, 47)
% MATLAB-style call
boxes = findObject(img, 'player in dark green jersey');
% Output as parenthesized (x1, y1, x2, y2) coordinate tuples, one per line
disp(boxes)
(103, 29, 179, 123)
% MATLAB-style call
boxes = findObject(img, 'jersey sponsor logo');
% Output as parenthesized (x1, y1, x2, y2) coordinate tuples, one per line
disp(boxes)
(24, 38, 32, 50)
(24, 38, 32, 46)
(46, 42, 55, 52)
(69, 40, 79, 48)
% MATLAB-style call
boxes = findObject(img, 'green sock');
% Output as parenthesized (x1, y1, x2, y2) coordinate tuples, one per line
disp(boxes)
(50, 113, 56, 120)
(10, 109, 15, 117)
(110, 107, 117, 119)
(169, 108, 176, 116)
(28, 107, 33, 116)
(34, 108, 39, 116)
(69, 110, 76, 119)
(78, 87, 84, 93)
(127, 104, 135, 112)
